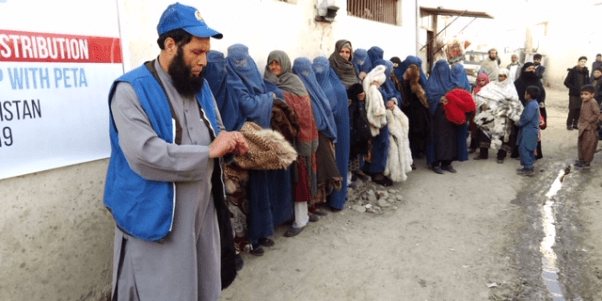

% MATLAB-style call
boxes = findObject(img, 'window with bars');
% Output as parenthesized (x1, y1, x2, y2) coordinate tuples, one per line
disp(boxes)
(347, 0, 399, 25)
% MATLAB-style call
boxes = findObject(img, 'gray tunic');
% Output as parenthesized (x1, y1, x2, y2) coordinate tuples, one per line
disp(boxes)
(110, 60, 225, 301)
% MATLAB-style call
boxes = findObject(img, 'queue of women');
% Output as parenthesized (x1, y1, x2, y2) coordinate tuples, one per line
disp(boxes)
(205, 40, 545, 261)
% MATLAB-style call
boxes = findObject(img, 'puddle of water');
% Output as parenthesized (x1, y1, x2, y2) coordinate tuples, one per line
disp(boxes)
(540, 169, 566, 300)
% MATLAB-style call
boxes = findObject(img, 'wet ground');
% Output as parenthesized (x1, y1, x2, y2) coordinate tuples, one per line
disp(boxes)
(220, 89, 602, 301)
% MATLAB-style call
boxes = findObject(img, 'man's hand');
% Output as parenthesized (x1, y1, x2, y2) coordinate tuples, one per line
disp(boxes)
(481, 103, 489, 111)
(209, 132, 249, 158)
(359, 71, 367, 81)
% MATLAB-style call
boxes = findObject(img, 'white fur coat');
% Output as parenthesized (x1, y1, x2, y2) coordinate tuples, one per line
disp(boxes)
(363, 65, 388, 136)
(384, 106, 413, 182)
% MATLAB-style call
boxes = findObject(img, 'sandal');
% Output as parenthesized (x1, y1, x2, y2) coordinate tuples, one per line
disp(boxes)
(284, 226, 304, 237)
(258, 237, 275, 247)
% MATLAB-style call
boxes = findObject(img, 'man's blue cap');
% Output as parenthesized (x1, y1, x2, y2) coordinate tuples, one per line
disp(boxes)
(157, 3, 223, 39)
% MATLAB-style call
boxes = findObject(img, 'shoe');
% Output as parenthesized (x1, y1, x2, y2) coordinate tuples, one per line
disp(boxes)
(575, 161, 584, 168)
(573, 125, 579, 130)
(516, 167, 526, 175)
(523, 168, 535, 177)
(567, 126, 573, 130)
(250, 244, 264, 256)
(284, 226, 304, 237)
(433, 166, 444, 174)
(473, 155, 487, 160)
(258, 237, 275, 247)
(411, 163, 417, 170)
(497, 159, 504, 164)
(314, 208, 328, 216)
(441, 165, 457, 173)
(583, 163, 591, 169)
(372, 175, 393, 186)
(235, 254, 244, 271)
(353, 170, 370, 181)
(308, 214, 319, 222)
(328, 204, 343, 213)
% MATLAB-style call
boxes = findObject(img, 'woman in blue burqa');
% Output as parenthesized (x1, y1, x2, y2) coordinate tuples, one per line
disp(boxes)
(293, 57, 342, 216)
(313, 56, 350, 212)
(220, 44, 293, 255)
(425, 60, 470, 174)
(353, 48, 372, 82)
(361, 58, 399, 186)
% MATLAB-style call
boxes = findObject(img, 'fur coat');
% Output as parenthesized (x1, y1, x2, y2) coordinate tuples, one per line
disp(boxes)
(363, 65, 388, 136)
(384, 106, 413, 182)
(234, 122, 298, 170)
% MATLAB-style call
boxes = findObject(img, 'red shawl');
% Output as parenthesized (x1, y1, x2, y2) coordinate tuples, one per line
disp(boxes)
(443, 88, 476, 125)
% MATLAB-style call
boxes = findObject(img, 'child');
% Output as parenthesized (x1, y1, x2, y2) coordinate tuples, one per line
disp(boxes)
(516, 86, 541, 177)
(575, 84, 601, 168)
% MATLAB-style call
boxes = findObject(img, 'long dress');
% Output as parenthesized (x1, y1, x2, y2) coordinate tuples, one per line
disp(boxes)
(314, 56, 350, 210)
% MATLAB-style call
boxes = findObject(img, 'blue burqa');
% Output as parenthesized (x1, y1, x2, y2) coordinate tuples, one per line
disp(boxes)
(225, 44, 292, 243)
(395, 55, 428, 88)
(451, 64, 471, 92)
(353, 48, 373, 76)
(425, 59, 469, 164)
(293, 57, 338, 142)
(313, 56, 350, 210)
(518, 99, 540, 169)
(367, 46, 384, 64)
(206, 51, 245, 131)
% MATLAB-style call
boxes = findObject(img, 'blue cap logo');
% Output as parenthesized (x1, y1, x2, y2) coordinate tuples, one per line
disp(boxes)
(157, 2, 222, 39)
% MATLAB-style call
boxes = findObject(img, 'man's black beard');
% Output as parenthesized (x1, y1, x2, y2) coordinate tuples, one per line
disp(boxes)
(489, 55, 496, 61)
(168, 47, 205, 98)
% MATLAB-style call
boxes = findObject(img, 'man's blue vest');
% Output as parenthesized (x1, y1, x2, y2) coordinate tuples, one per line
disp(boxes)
(104, 63, 220, 241)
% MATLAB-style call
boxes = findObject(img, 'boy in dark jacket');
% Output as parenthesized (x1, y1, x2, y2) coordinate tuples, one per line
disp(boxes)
(564, 56, 590, 130)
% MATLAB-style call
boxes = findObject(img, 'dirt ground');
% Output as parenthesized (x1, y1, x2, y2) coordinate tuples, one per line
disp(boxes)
(219, 88, 602, 301)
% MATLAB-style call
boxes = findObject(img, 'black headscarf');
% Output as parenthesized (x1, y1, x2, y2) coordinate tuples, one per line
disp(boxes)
(514, 62, 546, 105)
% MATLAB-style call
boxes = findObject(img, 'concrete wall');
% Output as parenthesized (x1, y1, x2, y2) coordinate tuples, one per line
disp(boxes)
(522, 0, 602, 89)
(0, 1, 416, 300)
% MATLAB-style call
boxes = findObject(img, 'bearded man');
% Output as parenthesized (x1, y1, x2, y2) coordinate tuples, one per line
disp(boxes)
(104, 3, 248, 301)
(480, 48, 500, 82)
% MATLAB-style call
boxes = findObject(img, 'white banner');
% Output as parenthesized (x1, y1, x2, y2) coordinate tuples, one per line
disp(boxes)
(0, 0, 123, 179)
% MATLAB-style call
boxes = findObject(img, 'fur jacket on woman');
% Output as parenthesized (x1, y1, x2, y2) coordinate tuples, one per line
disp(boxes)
(363, 65, 388, 136)
(474, 69, 524, 150)
(384, 106, 413, 182)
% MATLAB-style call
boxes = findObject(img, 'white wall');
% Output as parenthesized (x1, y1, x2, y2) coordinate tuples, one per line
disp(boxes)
(120, 0, 417, 73)
(0, 1, 416, 300)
